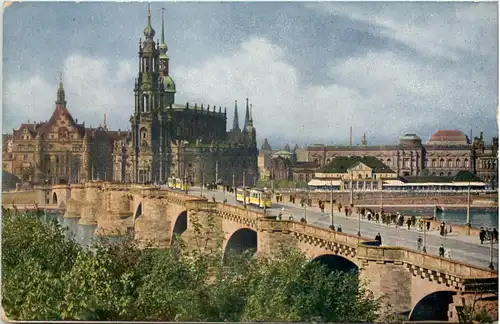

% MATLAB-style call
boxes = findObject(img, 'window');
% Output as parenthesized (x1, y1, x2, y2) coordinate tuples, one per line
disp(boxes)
(447, 159, 452, 168)
(23, 155, 28, 161)
(439, 159, 444, 168)
(387, 158, 392, 167)
(456, 159, 460, 168)
(431, 159, 436, 167)
(464, 159, 469, 168)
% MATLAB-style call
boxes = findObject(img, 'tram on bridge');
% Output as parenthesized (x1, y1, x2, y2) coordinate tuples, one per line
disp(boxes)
(235, 188, 272, 208)
(167, 177, 190, 192)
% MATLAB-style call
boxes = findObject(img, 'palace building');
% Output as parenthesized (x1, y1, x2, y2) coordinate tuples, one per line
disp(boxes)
(2, 6, 258, 189)
(2, 76, 119, 188)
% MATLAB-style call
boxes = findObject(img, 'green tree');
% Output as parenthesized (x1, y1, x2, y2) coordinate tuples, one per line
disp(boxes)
(2, 209, 385, 322)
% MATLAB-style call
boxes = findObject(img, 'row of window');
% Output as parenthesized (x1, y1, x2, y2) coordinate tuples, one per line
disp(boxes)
(317, 157, 471, 169)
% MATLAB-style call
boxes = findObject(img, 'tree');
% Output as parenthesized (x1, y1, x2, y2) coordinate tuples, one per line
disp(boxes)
(2, 208, 385, 322)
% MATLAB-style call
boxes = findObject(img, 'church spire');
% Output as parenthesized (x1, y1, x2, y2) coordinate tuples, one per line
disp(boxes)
(143, 4, 155, 40)
(232, 100, 240, 131)
(159, 8, 168, 59)
(244, 97, 250, 129)
(248, 103, 253, 129)
(56, 72, 66, 107)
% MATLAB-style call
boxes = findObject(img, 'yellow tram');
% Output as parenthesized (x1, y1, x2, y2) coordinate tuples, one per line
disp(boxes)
(167, 177, 190, 192)
(235, 188, 272, 208)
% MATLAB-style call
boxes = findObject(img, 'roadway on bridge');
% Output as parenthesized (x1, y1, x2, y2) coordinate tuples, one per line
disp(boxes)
(187, 187, 499, 270)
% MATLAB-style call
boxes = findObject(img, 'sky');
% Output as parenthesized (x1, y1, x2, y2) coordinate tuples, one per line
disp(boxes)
(2, 1, 498, 149)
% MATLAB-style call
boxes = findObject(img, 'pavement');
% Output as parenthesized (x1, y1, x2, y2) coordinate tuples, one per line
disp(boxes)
(186, 187, 499, 270)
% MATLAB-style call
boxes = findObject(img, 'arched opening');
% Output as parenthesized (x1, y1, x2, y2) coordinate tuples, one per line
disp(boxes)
(409, 290, 456, 321)
(171, 211, 187, 247)
(311, 254, 359, 275)
(224, 228, 257, 262)
(52, 192, 58, 205)
(134, 202, 142, 219)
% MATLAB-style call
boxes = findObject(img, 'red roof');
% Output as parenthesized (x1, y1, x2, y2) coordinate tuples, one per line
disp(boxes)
(427, 130, 470, 145)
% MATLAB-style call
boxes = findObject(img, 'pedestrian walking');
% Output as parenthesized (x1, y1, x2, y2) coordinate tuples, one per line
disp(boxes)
(480, 227, 486, 244)
(439, 244, 445, 258)
(406, 218, 412, 230)
(337, 224, 342, 232)
(440, 222, 446, 236)
(417, 237, 423, 251)
(375, 233, 382, 245)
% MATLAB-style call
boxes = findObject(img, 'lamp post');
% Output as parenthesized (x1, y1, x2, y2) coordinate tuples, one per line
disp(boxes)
(466, 181, 471, 236)
(303, 189, 308, 223)
(201, 172, 205, 197)
(232, 174, 235, 195)
(422, 220, 427, 253)
(489, 233, 495, 270)
(349, 171, 354, 205)
(44, 179, 48, 220)
(243, 171, 246, 208)
(184, 167, 188, 195)
(330, 179, 334, 230)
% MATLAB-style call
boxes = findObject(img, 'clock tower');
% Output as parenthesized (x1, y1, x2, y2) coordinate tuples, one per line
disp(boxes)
(130, 4, 168, 184)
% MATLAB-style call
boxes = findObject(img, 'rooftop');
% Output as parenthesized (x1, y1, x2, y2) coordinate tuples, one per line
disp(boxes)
(322, 156, 394, 173)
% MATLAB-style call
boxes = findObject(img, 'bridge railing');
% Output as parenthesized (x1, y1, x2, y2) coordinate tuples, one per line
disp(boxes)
(356, 245, 497, 279)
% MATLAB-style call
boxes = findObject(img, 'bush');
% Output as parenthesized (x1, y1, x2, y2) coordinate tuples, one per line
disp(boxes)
(2, 209, 384, 321)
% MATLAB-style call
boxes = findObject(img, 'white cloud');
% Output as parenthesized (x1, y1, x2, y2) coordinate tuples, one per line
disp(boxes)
(175, 36, 494, 146)
(3, 55, 135, 131)
(308, 2, 497, 60)
(3, 36, 495, 148)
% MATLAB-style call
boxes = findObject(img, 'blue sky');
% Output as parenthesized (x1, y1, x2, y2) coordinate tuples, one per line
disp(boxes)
(3, 2, 498, 148)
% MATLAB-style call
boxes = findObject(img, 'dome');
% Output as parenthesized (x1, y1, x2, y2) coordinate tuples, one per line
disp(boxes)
(400, 133, 421, 141)
(163, 76, 176, 92)
(144, 25, 155, 38)
(427, 130, 470, 146)
(399, 133, 422, 147)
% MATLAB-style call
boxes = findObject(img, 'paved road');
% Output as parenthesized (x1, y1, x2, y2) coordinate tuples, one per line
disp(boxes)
(186, 187, 498, 270)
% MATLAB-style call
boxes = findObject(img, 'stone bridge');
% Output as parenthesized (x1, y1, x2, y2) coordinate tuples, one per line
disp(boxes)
(14, 182, 500, 321)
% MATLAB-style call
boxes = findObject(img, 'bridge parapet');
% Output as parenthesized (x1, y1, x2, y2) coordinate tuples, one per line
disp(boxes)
(356, 245, 497, 291)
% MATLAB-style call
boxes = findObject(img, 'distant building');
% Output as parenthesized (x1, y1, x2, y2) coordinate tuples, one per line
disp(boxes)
(307, 130, 498, 189)
(2, 77, 119, 189)
(309, 156, 397, 190)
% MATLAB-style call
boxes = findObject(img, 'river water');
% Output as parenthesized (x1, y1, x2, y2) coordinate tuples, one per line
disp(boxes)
(396, 208, 498, 229)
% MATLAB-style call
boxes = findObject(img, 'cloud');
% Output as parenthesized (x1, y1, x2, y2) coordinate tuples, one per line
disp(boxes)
(307, 2, 498, 60)
(3, 54, 135, 131)
(174, 36, 496, 146)
(3, 2, 497, 149)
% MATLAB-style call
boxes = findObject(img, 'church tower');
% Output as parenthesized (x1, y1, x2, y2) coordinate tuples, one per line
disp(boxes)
(131, 5, 165, 183)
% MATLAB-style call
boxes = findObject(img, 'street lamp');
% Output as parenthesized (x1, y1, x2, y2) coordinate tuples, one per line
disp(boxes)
(232, 174, 235, 195)
(44, 179, 48, 220)
(201, 172, 205, 198)
(422, 220, 427, 253)
(466, 181, 471, 236)
(349, 171, 354, 206)
(489, 233, 495, 270)
(243, 171, 247, 208)
(303, 189, 308, 223)
(329, 179, 334, 230)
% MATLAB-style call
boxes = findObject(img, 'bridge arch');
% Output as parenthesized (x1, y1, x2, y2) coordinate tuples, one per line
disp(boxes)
(52, 192, 58, 205)
(224, 228, 258, 261)
(134, 202, 142, 219)
(171, 210, 187, 243)
(311, 254, 359, 275)
(409, 290, 456, 321)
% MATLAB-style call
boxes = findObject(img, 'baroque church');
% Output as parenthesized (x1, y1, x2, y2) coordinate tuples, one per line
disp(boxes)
(113, 6, 258, 185)
(2, 6, 258, 189)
